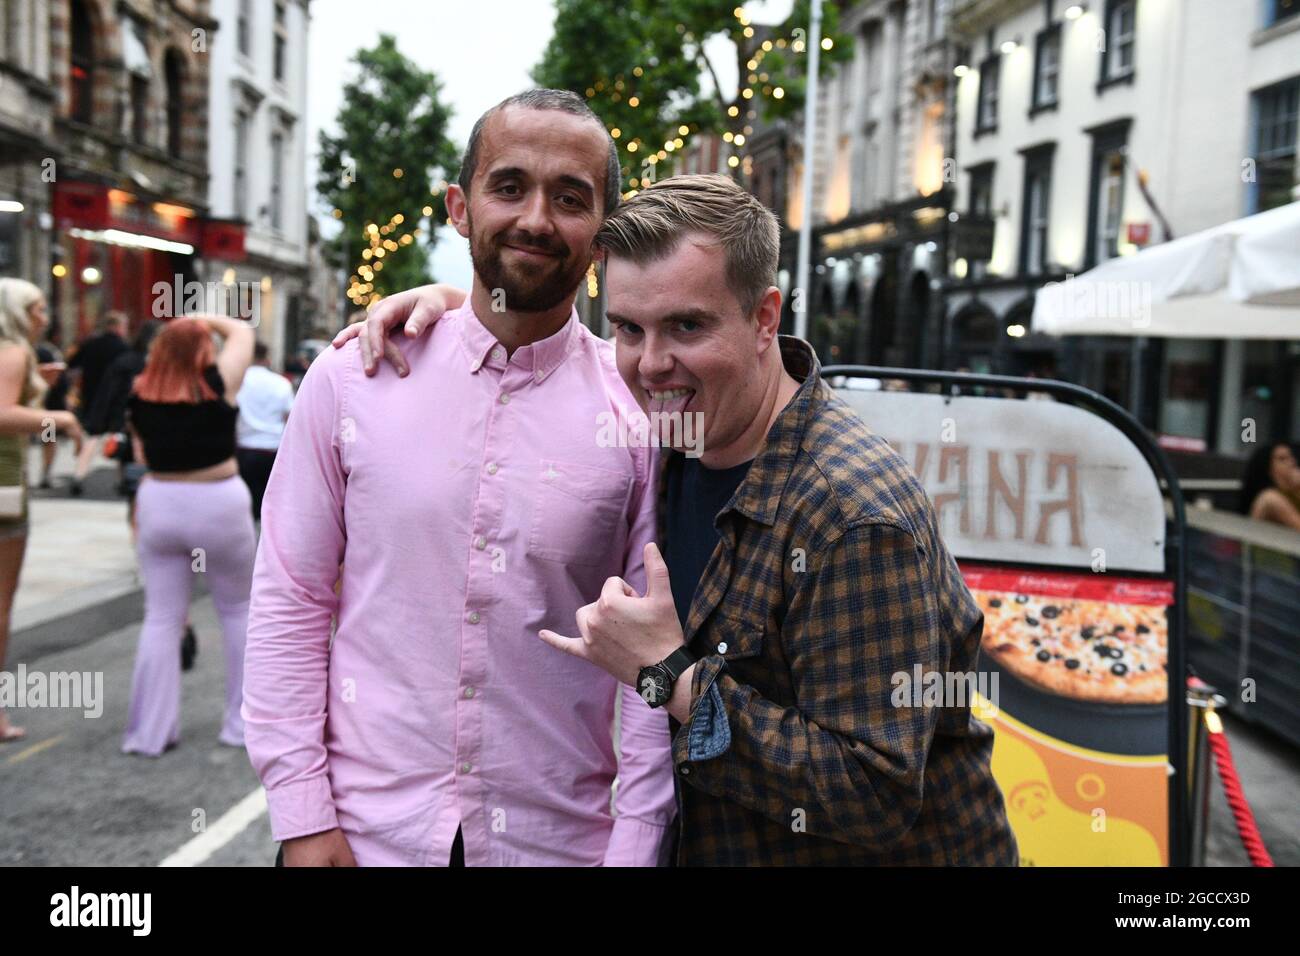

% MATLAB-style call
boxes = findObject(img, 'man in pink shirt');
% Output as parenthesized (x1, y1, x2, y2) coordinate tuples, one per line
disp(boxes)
(242, 90, 675, 866)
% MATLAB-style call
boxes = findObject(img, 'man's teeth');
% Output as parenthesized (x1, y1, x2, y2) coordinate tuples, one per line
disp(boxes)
(648, 388, 691, 401)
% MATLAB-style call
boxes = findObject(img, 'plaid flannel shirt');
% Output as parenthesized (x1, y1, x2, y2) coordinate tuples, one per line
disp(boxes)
(661, 337, 1018, 866)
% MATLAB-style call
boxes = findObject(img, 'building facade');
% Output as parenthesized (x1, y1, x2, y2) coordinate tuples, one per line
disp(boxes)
(748, 0, 958, 370)
(205, 0, 310, 367)
(0, 0, 56, 291)
(45, 0, 222, 345)
(945, 0, 1300, 458)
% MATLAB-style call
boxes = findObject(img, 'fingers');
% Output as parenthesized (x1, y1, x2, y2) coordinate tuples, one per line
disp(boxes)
(331, 320, 364, 348)
(538, 628, 587, 660)
(600, 575, 632, 604)
(642, 542, 673, 600)
(383, 338, 409, 377)
(359, 328, 375, 376)
(405, 300, 440, 338)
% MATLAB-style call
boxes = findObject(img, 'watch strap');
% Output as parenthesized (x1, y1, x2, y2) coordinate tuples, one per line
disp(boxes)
(660, 646, 697, 681)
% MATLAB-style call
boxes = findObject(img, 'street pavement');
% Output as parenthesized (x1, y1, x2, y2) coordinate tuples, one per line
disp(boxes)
(2, 442, 1297, 866)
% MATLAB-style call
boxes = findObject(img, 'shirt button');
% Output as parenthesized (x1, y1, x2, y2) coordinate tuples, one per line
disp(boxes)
(485, 462, 498, 475)
(717, 642, 729, 654)
(461, 762, 472, 774)
(491, 347, 504, 362)
(467, 611, 480, 624)
(499, 392, 510, 405)
(464, 687, 475, 699)
(680, 765, 691, 775)
(474, 536, 487, 550)
(470, 358, 482, 371)
(535, 369, 545, 381)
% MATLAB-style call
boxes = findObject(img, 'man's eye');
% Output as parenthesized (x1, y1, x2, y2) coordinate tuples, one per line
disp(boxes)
(558, 194, 583, 208)
(677, 320, 700, 333)
(613, 322, 643, 337)
(497, 183, 520, 196)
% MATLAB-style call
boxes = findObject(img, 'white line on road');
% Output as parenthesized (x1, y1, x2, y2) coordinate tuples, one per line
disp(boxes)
(158, 787, 268, 867)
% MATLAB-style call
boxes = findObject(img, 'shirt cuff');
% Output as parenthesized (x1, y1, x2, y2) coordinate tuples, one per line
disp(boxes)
(263, 775, 340, 843)
(672, 655, 731, 768)
(603, 815, 669, 867)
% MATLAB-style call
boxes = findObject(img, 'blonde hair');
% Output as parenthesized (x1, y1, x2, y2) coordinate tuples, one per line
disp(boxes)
(595, 173, 780, 315)
(0, 278, 49, 406)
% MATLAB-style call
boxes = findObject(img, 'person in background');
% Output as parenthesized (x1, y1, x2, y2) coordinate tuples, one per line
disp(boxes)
(0, 279, 84, 741)
(1239, 440, 1300, 532)
(86, 319, 163, 497)
(235, 340, 294, 522)
(123, 314, 256, 756)
(67, 311, 128, 496)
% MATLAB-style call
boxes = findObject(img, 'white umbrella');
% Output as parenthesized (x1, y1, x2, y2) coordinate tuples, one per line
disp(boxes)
(1032, 200, 1300, 338)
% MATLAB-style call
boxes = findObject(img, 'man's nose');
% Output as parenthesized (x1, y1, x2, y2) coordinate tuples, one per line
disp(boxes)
(639, 334, 674, 379)
(514, 189, 554, 237)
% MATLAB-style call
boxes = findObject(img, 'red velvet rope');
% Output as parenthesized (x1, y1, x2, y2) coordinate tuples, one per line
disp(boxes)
(1206, 716, 1274, 867)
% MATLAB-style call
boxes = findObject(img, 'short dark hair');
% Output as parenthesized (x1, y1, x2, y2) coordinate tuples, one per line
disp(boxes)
(457, 88, 621, 217)
(253, 340, 270, 362)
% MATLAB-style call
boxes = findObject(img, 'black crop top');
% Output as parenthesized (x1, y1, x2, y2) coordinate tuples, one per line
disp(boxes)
(127, 365, 239, 472)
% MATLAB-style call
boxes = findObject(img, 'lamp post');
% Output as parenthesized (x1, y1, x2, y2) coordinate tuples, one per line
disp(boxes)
(793, 0, 823, 341)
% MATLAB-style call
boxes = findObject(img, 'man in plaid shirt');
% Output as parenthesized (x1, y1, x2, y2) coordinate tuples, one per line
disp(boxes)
(541, 174, 1018, 865)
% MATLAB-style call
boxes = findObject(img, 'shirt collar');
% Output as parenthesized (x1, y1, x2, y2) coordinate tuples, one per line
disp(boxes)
(454, 300, 581, 384)
(725, 336, 823, 527)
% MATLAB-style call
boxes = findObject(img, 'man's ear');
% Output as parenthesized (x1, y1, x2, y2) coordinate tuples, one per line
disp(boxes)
(753, 286, 783, 355)
(445, 184, 471, 239)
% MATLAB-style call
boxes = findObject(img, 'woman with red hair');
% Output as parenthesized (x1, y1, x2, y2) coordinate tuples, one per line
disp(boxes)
(124, 314, 256, 756)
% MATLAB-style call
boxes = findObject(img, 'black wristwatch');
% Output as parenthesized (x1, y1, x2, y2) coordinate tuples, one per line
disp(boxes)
(637, 647, 697, 708)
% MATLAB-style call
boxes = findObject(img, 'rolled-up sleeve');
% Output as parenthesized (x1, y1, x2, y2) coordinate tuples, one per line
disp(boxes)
(242, 349, 349, 842)
(603, 445, 676, 866)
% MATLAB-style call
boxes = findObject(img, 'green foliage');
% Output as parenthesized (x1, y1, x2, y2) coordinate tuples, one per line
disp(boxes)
(533, 0, 851, 191)
(317, 35, 460, 303)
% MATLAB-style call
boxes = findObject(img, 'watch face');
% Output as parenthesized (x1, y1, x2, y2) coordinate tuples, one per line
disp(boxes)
(637, 667, 669, 707)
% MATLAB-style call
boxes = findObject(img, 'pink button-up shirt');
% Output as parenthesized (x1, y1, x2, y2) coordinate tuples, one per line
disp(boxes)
(242, 303, 675, 866)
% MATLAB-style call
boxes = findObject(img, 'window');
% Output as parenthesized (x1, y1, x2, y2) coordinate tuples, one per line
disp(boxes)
(3, 0, 19, 64)
(1085, 121, 1130, 268)
(273, 2, 287, 83)
(1019, 146, 1054, 274)
(976, 55, 1000, 134)
(968, 163, 995, 217)
(234, 111, 250, 220)
(1250, 78, 1300, 213)
(1267, 0, 1299, 27)
(164, 51, 184, 158)
(270, 132, 284, 230)
(123, 17, 152, 145)
(238, 0, 251, 57)
(1100, 0, 1136, 87)
(69, 0, 95, 123)
(1032, 25, 1061, 112)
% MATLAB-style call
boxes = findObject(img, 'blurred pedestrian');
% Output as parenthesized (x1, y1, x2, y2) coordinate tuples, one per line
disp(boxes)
(67, 311, 128, 496)
(122, 315, 255, 756)
(1239, 440, 1300, 532)
(86, 319, 163, 498)
(235, 340, 293, 522)
(0, 279, 84, 741)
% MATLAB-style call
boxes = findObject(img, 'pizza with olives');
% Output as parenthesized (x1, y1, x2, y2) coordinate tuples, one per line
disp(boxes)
(970, 588, 1169, 704)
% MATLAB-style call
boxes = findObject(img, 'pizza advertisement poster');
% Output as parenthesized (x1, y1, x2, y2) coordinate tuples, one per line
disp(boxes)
(961, 564, 1175, 866)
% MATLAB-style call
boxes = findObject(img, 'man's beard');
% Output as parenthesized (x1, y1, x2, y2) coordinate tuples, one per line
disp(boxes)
(468, 216, 588, 313)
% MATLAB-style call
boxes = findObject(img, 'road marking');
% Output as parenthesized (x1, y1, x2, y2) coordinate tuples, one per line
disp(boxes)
(158, 787, 268, 867)
(3, 734, 65, 766)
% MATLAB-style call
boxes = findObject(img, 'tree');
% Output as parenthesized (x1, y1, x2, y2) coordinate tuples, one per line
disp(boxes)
(317, 35, 460, 305)
(532, 0, 851, 193)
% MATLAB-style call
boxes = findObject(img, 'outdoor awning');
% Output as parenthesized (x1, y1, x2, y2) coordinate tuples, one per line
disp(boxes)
(1032, 200, 1300, 339)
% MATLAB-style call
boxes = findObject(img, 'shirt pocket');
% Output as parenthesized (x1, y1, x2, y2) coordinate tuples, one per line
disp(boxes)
(527, 459, 632, 567)
(703, 613, 765, 662)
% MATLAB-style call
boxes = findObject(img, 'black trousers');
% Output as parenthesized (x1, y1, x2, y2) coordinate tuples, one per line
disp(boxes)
(236, 447, 278, 522)
(275, 826, 464, 866)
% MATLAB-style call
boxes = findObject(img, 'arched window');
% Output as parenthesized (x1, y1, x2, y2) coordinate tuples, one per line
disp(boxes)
(70, 0, 95, 123)
(164, 50, 184, 158)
